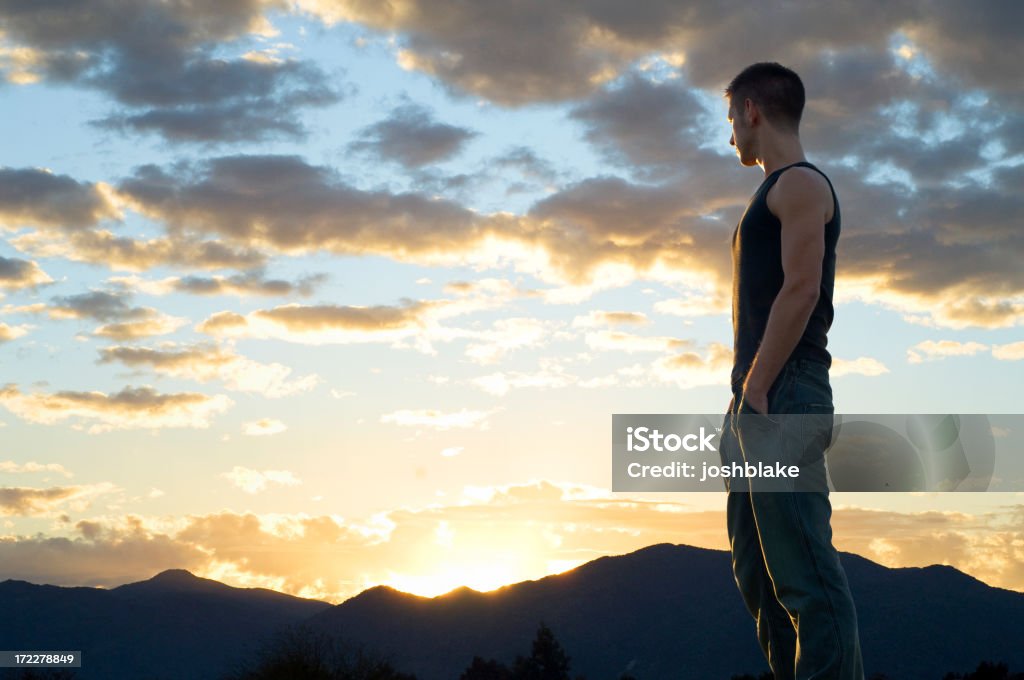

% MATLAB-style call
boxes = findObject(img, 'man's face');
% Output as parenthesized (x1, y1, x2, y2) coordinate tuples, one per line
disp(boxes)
(727, 97, 756, 167)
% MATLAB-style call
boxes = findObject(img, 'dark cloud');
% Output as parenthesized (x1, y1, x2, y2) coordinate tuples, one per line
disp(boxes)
(49, 291, 150, 322)
(0, 519, 206, 588)
(0, 256, 51, 289)
(348, 102, 477, 168)
(116, 155, 487, 257)
(0, 485, 97, 516)
(569, 72, 707, 178)
(0, 168, 119, 230)
(171, 270, 326, 296)
(0, 0, 343, 142)
(300, 1, 899, 105)
(493, 147, 559, 181)
(18, 290, 186, 340)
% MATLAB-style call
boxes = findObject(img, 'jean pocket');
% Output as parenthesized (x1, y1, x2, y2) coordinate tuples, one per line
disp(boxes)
(738, 395, 781, 426)
(789, 403, 834, 492)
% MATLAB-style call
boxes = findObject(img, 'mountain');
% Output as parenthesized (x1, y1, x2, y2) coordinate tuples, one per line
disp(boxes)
(306, 543, 1024, 680)
(0, 569, 331, 679)
(2, 545, 1023, 679)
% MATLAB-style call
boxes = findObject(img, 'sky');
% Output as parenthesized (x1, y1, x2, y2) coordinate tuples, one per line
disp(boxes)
(0, 1, 1022, 603)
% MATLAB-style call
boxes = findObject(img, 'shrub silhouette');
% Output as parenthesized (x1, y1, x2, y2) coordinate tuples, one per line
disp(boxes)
(222, 623, 416, 680)
(942, 661, 1024, 680)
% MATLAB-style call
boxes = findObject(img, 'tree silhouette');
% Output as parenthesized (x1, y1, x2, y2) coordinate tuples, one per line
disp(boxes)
(460, 655, 511, 680)
(510, 622, 572, 680)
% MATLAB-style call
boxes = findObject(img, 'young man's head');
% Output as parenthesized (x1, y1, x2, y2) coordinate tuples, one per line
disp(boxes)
(724, 62, 805, 166)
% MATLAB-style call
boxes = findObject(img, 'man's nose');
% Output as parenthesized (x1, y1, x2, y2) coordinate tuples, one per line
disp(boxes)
(729, 134, 735, 147)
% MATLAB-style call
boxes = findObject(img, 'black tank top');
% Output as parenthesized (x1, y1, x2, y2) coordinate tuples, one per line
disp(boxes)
(730, 160, 840, 389)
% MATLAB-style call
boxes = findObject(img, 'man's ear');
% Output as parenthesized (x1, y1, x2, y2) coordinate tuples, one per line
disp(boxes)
(744, 97, 757, 125)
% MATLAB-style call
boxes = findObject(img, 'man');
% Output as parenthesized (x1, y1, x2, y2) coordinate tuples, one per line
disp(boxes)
(719, 62, 865, 679)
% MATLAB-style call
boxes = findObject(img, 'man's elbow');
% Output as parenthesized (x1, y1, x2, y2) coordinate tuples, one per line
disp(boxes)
(781, 280, 820, 308)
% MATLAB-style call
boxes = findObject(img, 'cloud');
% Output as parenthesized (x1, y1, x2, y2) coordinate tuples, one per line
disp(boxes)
(831, 357, 890, 377)
(98, 343, 319, 398)
(571, 310, 649, 328)
(195, 285, 521, 356)
(5, 486, 1024, 601)
(583, 329, 690, 354)
(0, 461, 73, 478)
(297, 1, 1022, 111)
(242, 418, 287, 436)
(470, 366, 575, 397)
(0, 483, 114, 517)
(653, 292, 730, 318)
(295, 0, 660, 105)
(463, 317, 560, 365)
(93, 316, 188, 341)
(0, 384, 232, 433)
(12, 229, 268, 272)
(348, 102, 477, 168)
(0, 256, 52, 290)
(648, 342, 733, 390)
(222, 466, 301, 494)
(0, 516, 208, 588)
(22, 290, 186, 340)
(0, 323, 29, 343)
(491, 146, 562, 186)
(907, 340, 989, 364)
(992, 341, 1024, 361)
(0, 167, 120, 230)
(568, 72, 708, 179)
(197, 299, 441, 346)
(380, 408, 498, 431)
(46, 290, 148, 322)
(108, 271, 327, 297)
(0, 0, 344, 143)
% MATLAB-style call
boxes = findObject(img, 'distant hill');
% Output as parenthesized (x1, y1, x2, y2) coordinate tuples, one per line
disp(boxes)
(0, 569, 331, 679)
(2, 544, 1023, 679)
(306, 543, 1024, 680)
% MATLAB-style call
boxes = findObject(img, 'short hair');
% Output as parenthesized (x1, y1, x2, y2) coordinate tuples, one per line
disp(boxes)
(724, 62, 805, 133)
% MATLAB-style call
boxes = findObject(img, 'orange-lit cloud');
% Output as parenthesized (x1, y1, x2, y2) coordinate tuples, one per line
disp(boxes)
(907, 340, 989, 364)
(831, 357, 890, 377)
(0, 384, 232, 433)
(0, 461, 73, 478)
(99, 343, 319, 398)
(0, 322, 29, 343)
(380, 407, 499, 431)
(241, 418, 288, 436)
(0, 483, 115, 517)
(1, 484, 1023, 602)
(222, 466, 301, 494)
(13, 229, 268, 272)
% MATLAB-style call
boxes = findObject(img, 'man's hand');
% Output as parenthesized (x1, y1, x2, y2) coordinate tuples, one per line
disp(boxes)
(741, 385, 769, 415)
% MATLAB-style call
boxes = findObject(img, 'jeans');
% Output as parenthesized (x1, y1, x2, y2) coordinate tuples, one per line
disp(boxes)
(719, 358, 864, 680)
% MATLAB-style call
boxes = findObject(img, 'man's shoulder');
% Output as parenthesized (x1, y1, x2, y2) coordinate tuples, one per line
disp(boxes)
(766, 166, 834, 223)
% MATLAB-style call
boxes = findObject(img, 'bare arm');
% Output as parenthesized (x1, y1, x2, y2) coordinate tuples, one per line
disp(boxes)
(741, 168, 831, 413)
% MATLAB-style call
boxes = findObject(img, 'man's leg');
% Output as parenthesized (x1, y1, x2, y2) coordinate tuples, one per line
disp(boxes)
(741, 361, 864, 679)
(748, 489, 863, 679)
(721, 399, 797, 678)
(726, 490, 798, 679)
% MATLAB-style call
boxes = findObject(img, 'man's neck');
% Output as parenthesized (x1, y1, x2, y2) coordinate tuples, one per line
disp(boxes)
(758, 136, 807, 176)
